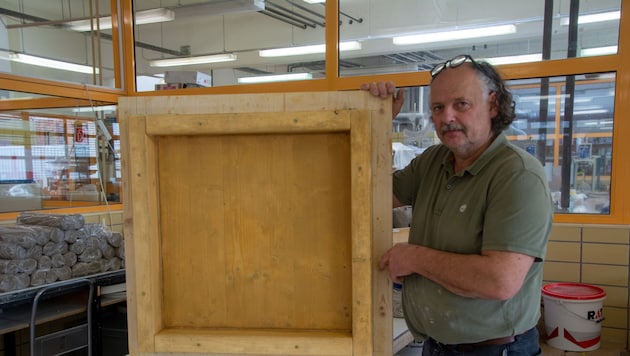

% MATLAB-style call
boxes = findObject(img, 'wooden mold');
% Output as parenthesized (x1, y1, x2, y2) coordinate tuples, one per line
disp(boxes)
(119, 92, 392, 355)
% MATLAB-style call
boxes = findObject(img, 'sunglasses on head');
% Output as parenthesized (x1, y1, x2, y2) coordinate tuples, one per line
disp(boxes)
(430, 54, 478, 78)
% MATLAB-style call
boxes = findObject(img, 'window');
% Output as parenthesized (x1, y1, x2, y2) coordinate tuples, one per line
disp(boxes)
(339, 0, 621, 77)
(0, 104, 121, 212)
(133, 0, 329, 90)
(392, 73, 615, 215)
(0, 0, 122, 88)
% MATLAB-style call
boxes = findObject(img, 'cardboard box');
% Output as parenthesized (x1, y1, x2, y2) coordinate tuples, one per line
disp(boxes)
(164, 71, 212, 87)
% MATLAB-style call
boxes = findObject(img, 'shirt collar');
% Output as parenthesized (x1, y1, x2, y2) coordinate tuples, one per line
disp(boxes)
(440, 133, 507, 176)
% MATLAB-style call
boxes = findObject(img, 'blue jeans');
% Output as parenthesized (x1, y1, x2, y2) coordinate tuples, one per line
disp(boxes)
(421, 327, 542, 356)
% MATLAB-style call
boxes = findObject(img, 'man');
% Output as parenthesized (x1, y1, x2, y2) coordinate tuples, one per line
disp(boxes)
(364, 55, 553, 355)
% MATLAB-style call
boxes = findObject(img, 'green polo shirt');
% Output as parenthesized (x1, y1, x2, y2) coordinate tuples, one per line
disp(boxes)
(393, 133, 553, 344)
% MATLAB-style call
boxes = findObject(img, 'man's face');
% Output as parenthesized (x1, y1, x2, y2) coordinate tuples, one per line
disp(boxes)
(429, 64, 498, 160)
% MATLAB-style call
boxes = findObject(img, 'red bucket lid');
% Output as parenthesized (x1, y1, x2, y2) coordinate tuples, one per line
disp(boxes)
(542, 283, 606, 300)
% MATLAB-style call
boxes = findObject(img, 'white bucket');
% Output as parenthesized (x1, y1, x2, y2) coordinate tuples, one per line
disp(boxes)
(542, 283, 606, 351)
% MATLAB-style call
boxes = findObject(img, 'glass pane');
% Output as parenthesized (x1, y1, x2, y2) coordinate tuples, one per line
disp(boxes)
(133, 0, 328, 90)
(0, 92, 121, 213)
(339, 0, 621, 77)
(0, 0, 120, 88)
(511, 74, 614, 214)
(392, 73, 614, 215)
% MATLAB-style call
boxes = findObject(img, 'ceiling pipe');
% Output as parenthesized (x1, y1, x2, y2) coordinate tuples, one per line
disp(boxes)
(261, 6, 317, 28)
(283, 0, 325, 21)
(259, 10, 307, 29)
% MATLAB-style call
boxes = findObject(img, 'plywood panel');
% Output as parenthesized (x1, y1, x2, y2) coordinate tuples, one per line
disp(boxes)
(159, 133, 352, 330)
(119, 91, 392, 355)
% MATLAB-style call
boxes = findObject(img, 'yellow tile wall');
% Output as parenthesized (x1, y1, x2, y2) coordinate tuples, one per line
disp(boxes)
(543, 224, 630, 350)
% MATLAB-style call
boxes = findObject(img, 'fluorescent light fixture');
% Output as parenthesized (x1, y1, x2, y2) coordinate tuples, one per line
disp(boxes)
(483, 53, 542, 65)
(574, 109, 608, 115)
(237, 73, 313, 84)
(393, 24, 516, 45)
(303, 0, 325, 3)
(10, 53, 99, 74)
(583, 120, 613, 126)
(259, 41, 361, 57)
(72, 105, 117, 113)
(581, 45, 618, 57)
(560, 10, 620, 25)
(69, 8, 175, 31)
(175, 0, 264, 17)
(149, 53, 237, 67)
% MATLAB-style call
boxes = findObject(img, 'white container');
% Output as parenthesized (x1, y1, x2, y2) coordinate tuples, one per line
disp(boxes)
(542, 283, 606, 351)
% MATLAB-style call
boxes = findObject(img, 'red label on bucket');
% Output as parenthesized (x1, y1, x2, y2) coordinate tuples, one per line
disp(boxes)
(542, 283, 606, 300)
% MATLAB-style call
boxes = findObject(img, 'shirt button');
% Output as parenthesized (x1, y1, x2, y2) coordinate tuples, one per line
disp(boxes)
(446, 184, 452, 190)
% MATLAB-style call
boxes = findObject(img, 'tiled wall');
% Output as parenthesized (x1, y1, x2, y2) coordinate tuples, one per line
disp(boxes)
(81, 210, 124, 233)
(543, 224, 630, 350)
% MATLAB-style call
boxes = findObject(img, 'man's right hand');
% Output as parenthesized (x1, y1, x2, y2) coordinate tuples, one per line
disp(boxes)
(360, 81, 405, 118)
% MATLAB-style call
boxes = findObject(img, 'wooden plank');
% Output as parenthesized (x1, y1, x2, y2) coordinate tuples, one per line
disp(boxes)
(118, 106, 137, 355)
(154, 329, 352, 355)
(349, 110, 373, 355)
(122, 92, 385, 116)
(370, 102, 394, 356)
(126, 115, 161, 352)
(122, 93, 287, 115)
(144, 111, 352, 136)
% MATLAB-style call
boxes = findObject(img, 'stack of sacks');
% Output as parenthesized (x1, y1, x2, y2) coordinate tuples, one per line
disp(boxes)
(0, 212, 124, 293)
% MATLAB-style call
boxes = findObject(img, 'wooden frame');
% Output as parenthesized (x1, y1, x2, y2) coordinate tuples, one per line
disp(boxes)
(119, 92, 392, 355)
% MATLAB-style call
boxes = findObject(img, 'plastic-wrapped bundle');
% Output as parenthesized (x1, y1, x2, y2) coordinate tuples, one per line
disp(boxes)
(0, 242, 26, 259)
(51, 253, 66, 268)
(0, 258, 37, 274)
(71, 260, 104, 277)
(53, 266, 72, 281)
(96, 236, 116, 259)
(17, 212, 85, 231)
(42, 241, 68, 256)
(30, 269, 49, 286)
(106, 232, 124, 248)
(38, 255, 52, 271)
(103, 257, 122, 272)
(0, 242, 42, 260)
(25, 245, 43, 259)
(64, 251, 78, 266)
(116, 244, 125, 260)
(46, 270, 57, 283)
(22, 225, 66, 244)
(0, 226, 39, 248)
(83, 223, 112, 238)
(78, 247, 102, 263)
(64, 228, 88, 244)
(70, 237, 87, 254)
(45, 227, 66, 243)
(0, 273, 30, 292)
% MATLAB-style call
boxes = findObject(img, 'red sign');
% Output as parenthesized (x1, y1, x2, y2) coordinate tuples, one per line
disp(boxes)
(75, 127, 85, 142)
